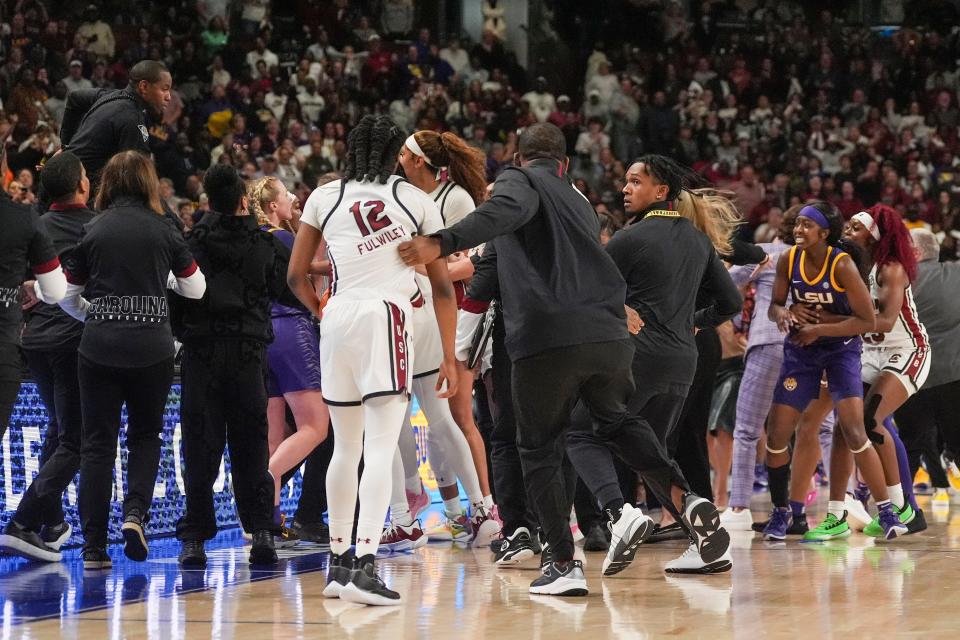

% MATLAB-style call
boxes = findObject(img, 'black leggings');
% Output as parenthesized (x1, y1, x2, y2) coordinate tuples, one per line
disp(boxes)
(0, 342, 23, 442)
(78, 355, 174, 550)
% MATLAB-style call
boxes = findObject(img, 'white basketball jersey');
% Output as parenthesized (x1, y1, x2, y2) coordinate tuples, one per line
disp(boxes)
(864, 264, 929, 350)
(301, 176, 444, 307)
(414, 181, 479, 297)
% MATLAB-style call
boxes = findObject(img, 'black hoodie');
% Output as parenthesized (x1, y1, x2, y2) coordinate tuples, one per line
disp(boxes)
(175, 211, 299, 344)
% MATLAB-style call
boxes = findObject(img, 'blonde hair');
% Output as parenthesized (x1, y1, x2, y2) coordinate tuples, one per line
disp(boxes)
(248, 176, 284, 227)
(675, 188, 741, 256)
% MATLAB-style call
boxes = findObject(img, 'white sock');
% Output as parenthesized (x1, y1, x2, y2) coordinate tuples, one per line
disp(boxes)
(443, 496, 462, 515)
(405, 475, 423, 494)
(887, 485, 904, 509)
(391, 502, 414, 527)
(828, 501, 845, 519)
(482, 495, 494, 510)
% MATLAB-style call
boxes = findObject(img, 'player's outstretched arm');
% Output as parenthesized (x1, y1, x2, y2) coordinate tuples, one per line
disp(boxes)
(287, 223, 324, 317)
(425, 257, 459, 399)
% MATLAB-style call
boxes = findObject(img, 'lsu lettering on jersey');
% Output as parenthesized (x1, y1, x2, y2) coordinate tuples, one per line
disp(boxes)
(300, 175, 444, 307)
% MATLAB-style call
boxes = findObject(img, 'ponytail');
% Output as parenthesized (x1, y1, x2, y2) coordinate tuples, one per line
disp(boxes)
(414, 130, 488, 205)
(675, 188, 740, 256)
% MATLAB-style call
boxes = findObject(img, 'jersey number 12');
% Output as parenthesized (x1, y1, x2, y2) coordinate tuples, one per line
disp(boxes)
(350, 200, 391, 236)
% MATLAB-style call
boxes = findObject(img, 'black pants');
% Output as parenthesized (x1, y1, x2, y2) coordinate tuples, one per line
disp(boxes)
(78, 354, 174, 549)
(670, 327, 721, 500)
(176, 340, 275, 541)
(0, 342, 23, 442)
(14, 350, 82, 530)
(514, 339, 688, 562)
(895, 380, 960, 488)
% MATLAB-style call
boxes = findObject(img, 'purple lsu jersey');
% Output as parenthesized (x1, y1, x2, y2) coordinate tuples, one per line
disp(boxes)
(787, 245, 855, 347)
(772, 245, 863, 411)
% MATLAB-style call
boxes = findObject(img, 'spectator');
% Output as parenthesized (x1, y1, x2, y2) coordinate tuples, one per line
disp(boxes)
(522, 76, 556, 124)
(440, 38, 470, 78)
(575, 117, 610, 164)
(833, 180, 864, 220)
(76, 4, 115, 59)
(62, 60, 92, 95)
(246, 38, 279, 80)
(731, 165, 766, 227)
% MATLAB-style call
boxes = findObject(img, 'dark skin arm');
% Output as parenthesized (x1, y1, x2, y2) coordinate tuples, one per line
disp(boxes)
(791, 255, 876, 345)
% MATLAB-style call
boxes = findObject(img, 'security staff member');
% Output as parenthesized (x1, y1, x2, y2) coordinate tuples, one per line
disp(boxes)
(61, 60, 172, 194)
(0, 152, 94, 563)
(398, 123, 730, 596)
(173, 164, 299, 568)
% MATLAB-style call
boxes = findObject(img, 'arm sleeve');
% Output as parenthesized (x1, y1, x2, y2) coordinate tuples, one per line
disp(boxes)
(59, 88, 105, 146)
(721, 237, 767, 266)
(169, 231, 206, 299)
(115, 113, 151, 154)
(694, 252, 744, 328)
(58, 282, 90, 321)
(436, 168, 539, 256)
(462, 241, 500, 309)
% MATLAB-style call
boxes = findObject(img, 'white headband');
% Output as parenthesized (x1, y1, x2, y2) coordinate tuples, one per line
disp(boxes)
(405, 133, 445, 180)
(852, 211, 881, 241)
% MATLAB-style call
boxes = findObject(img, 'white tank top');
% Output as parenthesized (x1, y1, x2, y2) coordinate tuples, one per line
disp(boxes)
(863, 263, 929, 351)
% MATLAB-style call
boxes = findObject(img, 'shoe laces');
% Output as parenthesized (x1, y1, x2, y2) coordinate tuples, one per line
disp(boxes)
(679, 542, 698, 559)
(769, 508, 790, 528)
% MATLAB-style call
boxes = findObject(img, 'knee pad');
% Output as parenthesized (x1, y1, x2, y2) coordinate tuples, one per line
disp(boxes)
(850, 440, 873, 454)
(765, 443, 789, 455)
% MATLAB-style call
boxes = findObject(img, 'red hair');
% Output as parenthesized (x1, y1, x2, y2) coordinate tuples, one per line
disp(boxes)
(866, 204, 918, 282)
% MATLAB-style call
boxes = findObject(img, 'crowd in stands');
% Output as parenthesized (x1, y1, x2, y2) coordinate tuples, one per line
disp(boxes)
(2, 0, 960, 258)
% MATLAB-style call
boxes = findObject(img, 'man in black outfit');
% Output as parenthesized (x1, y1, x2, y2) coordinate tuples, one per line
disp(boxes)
(566, 156, 743, 575)
(61, 59, 172, 194)
(173, 164, 299, 567)
(399, 124, 732, 596)
(0, 153, 94, 562)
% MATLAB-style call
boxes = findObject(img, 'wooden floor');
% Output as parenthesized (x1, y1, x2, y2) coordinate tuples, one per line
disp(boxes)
(7, 496, 960, 639)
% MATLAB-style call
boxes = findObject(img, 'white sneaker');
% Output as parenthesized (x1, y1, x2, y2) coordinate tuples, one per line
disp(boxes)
(718, 508, 753, 531)
(664, 541, 732, 574)
(601, 504, 654, 576)
(844, 493, 871, 531)
(681, 494, 730, 564)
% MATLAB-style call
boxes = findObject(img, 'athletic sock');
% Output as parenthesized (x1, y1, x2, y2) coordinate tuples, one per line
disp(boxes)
(603, 498, 625, 524)
(876, 499, 893, 513)
(405, 475, 422, 495)
(767, 464, 791, 508)
(828, 501, 846, 519)
(789, 500, 805, 519)
(887, 484, 905, 510)
(482, 495, 494, 510)
(443, 496, 462, 515)
(390, 502, 414, 527)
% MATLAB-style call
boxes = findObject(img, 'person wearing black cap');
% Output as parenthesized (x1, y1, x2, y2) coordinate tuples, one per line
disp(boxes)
(58, 151, 205, 570)
(0, 152, 94, 563)
(398, 123, 732, 597)
(60, 59, 172, 194)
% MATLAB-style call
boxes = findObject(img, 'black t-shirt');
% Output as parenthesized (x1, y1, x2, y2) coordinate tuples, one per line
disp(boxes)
(605, 210, 742, 387)
(63, 197, 197, 368)
(0, 196, 58, 346)
(21, 203, 97, 352)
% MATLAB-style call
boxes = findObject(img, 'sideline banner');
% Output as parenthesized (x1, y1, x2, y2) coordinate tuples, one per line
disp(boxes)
(0, 383, 440, 547)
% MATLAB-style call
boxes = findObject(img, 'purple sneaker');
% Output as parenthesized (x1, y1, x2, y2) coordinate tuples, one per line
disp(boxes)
(762, 507, 791, 541)
(878, 505, 908, 541)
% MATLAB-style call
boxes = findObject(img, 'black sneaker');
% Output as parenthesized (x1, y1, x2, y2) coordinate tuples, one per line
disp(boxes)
(179, 540, 207, 567)
(788, 513, 809, 535)
(0, 521, 61, 562)
(493, 527, 535, 565)
(40, 522, 72, 551)
(906, 508, 927, 534)
(322, 549, 354, 598)
(121, 509, 148, 561)
(529, 559, 588, 596)
(290, 520, 330, 546)
(646, 521, 687, 543)
(249, 529, 278, 565)
(82, 546, 112, 570)
(582, 521, 612, 552)
(339, 554, 402, 605)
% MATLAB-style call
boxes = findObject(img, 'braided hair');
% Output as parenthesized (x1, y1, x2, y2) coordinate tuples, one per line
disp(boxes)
(248, 176, 283, 227)
(344, 115, 405, 184)
(634, 154, 706, 202)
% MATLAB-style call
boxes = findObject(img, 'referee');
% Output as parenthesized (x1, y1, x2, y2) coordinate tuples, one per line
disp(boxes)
(399, 123, 730, 596)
